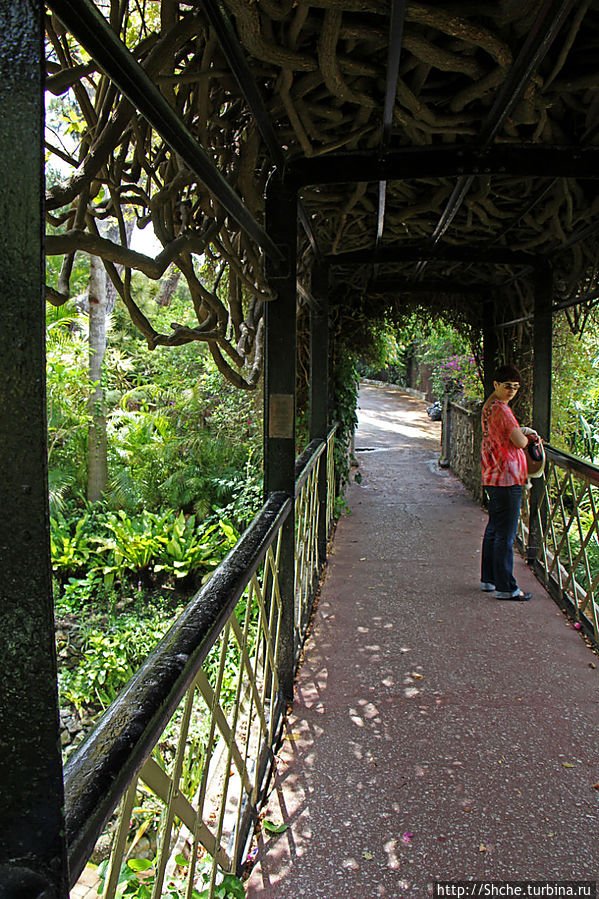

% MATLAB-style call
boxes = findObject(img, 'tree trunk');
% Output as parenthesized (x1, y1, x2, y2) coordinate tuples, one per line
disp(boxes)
(87, 255, 108, 503)
(155, 264, 181, 307)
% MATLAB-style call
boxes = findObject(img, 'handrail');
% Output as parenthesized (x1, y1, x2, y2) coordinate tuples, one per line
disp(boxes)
(294, 424, 339, 494)
(544, 443, 599, 487)
(524, 443, 599, 645)
(64, 426, 339, 890)
(443, 398, 599, 647)
(64, 491, 291, 885)
(45, 0, 283, 263)
(294, 439, 326, 493)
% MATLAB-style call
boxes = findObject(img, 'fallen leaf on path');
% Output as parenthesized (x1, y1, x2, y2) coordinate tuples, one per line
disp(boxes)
(263, 821, 288, 834)
(362, 850, 373, 860)
(562, 762, 576, 768)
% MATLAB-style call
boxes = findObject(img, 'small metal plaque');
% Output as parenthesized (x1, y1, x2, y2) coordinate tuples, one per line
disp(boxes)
(269, 394, 294, 438)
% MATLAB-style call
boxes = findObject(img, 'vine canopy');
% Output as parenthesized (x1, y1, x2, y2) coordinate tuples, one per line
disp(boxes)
(45, 0, 599, 385)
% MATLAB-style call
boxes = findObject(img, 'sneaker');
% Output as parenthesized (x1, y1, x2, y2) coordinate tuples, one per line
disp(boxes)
(480, 582, 495, 592)
(495, 590, 532, 601)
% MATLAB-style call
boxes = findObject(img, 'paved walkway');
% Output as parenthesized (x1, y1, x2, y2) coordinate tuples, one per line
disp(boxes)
(247, 383, 599, 897)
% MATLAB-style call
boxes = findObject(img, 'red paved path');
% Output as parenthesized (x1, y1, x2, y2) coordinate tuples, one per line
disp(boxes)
(246, 384, 599, 897)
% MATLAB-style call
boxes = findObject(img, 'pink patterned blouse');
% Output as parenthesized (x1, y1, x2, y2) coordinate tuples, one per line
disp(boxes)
(481, 400, 528, 487)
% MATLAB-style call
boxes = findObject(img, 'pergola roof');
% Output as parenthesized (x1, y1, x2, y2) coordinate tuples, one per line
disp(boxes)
(44, 0, 599, 373)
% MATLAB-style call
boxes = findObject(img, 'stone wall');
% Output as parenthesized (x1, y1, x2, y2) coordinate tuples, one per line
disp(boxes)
(406, 357, 435, 402)
(443, 400, 483, 505)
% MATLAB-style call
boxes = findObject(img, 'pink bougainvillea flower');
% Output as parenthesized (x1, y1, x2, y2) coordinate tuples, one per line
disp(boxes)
(573, 622, 582, 630)
(401, 832, 414, 844)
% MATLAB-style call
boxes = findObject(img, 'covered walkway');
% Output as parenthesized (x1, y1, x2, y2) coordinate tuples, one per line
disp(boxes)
(247, 383, 599, 897)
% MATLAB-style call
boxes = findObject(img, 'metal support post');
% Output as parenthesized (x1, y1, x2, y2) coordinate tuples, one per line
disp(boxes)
(264, 177, 297, 702)
(483, 301, 499, 397)
(532, 263, 552, 440)
(439, 396, 451, 469)
(310, 263, 330, 565)
(0, 3, 68, 897)
(528, 262, 553, 563)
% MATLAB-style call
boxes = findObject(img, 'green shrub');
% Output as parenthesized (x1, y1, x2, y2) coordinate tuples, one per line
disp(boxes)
(59, 613, 172, 711)
(50, 510, 96, 579)
(155, 514, 239, 581)
(51, 508, 240, 592)
(332, 353, 359, 492)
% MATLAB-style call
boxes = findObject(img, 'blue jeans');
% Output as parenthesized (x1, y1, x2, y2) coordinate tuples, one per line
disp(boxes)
(481, 485, 522, 595)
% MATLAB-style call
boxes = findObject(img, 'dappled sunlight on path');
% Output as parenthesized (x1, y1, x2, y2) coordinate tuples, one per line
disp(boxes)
(247, 384, 599, 897)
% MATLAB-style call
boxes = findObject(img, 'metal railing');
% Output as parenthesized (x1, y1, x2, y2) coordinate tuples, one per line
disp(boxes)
(65, 427, 337, 897)
(295, 440, 325, 642)
(519, 445, 599, 645)
(326, 426, 336, 537)
(294, 426, 338, 648)
(443, 399, 599, 646)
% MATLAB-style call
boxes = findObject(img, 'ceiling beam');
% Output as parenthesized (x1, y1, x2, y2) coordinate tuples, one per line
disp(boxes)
(415, 0, 578, 276)
(485, 180, 558, 250)
(498, 219, 599, 291)
(286, 144, 599, 189)
(47, 0, 284, 263)
(201, 0, 322, 260)
(480, 0, 578, 147)
(376, 0, 407, 251)
(370, 279, 489, 295)
(201, 0, 283, 168)
(328, 245, 541, 268)
(381, 0, 406, 151)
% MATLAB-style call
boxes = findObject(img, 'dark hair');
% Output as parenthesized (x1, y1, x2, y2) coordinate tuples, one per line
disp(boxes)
(494, 364, 522, 384)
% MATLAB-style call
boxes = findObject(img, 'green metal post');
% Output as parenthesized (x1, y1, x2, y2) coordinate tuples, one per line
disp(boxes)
(439, 396, 451, 469)
(532, 262, 552, 440)
(0, 2, 68, 897)
(264, 177, 297, 701)
(310, 263, 330, 565)
(483, 300, 499, 397)
(528, 262, 553, 563)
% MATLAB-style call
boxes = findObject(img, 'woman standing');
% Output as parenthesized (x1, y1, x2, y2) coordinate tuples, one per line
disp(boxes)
(480, 364, 538, 601)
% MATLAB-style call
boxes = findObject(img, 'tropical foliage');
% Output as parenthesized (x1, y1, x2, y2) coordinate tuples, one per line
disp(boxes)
(47, 272, 263, 738)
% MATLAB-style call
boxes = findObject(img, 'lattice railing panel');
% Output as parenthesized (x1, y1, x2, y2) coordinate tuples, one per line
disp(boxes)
(326, 427, 336, 538)
(67, 431, 339, 897)
(295, 454, 321, 641)
(98, 534, 284, 899)
(525, 452, 599, 643)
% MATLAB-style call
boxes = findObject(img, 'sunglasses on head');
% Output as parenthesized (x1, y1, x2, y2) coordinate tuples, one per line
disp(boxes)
(501, 382, 520, 390)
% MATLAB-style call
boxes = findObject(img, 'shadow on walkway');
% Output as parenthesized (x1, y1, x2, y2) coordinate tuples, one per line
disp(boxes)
(247, 384, 599, 897)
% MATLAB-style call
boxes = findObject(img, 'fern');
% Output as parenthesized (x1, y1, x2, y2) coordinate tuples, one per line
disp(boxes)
(105, 468, 143, 513)
(48, 467, 77, 516)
